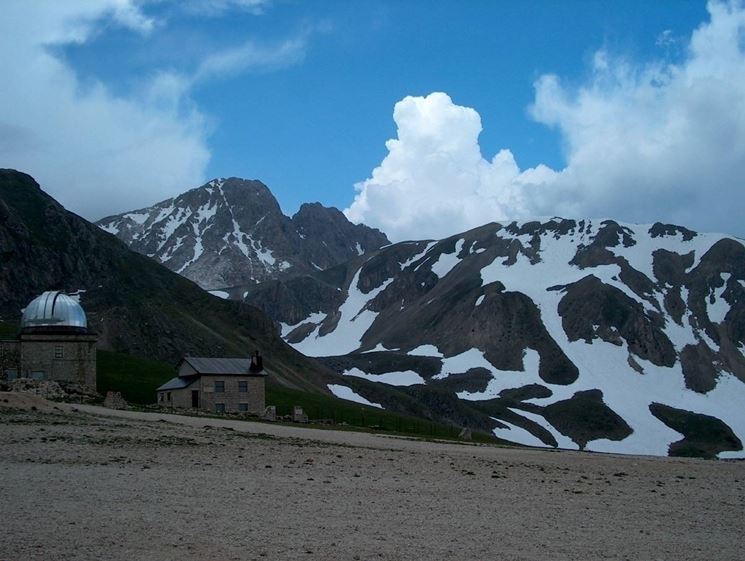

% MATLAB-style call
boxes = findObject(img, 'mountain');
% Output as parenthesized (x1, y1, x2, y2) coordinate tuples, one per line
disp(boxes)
(96, 177, 389, 292)
(0, 169, 335, 391)
(244, 218, 745, 458)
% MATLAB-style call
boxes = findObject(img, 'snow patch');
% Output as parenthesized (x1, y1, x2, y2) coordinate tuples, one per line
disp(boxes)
(289, 271, 393, 356)
(409, 344, 443, 358)
(435, 348, 496, 380)
(400, 241, 437, 270)
(327, 384, 383, 409)
(490, 416, 549, 448)
(431, 239, 465, 278)
(208, 290, 229, 299)
(707, 273, 731, 323)
(342, 368, 425, 386)
(280, 312, 327, 338)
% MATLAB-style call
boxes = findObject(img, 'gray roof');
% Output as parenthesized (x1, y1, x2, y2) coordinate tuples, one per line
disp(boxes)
(22, 291, 87, 330)
(181, 356, 266, 376)
(157, 376, 196, 391)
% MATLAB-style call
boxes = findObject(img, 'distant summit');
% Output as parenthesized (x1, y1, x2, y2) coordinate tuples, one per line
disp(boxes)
(97, 177, 389, 292)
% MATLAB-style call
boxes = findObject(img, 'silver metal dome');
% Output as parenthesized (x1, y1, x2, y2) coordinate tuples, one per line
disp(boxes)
(21, 291, 87, 330)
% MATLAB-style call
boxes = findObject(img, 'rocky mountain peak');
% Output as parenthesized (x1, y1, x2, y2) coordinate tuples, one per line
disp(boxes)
(96, 177, 389, 291)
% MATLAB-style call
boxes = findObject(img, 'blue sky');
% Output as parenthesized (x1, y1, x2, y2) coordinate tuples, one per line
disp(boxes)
(2, 1, 744, 240)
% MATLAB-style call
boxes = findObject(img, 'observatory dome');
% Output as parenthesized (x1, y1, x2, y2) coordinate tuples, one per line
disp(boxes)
(21, 291, 88, 331)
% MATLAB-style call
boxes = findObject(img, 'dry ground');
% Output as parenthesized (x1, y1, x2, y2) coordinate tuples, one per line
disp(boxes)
(1, 395, 743, 561)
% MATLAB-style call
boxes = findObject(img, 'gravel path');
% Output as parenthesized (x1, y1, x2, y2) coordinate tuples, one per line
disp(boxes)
(1, 401, 743, 560)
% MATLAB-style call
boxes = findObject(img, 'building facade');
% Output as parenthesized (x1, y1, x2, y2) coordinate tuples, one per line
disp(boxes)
(0, 291, 97, 387)
(157, 356, 267, 415)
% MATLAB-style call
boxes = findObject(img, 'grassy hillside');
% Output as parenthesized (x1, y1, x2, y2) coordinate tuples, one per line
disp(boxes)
(0, 320, 18, 339)
(266, 385, 496, 442)
(94, 349, 496, 442)
(96, 350, 175, 404)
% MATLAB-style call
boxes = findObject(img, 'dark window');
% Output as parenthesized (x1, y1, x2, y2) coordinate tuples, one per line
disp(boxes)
(215, 403, 225, 413)
(239, 381, 248, 393)
(54, 345, 63, 359)
(167, 392, 171, 401)
(215, 381, 225, 393)
(238, 403, 248, 412)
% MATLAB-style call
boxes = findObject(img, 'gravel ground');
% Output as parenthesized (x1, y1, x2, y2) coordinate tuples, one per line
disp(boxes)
(1, 398, 744, 561)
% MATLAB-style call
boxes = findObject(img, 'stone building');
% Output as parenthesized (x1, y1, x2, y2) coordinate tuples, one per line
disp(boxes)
(157, 355, 267, 415)
(0, 291, 97, 387)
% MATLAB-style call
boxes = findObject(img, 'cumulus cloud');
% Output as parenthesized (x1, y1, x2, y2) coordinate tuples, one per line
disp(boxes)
(344, 93, 555, 240)
(346, 0, 745, 241)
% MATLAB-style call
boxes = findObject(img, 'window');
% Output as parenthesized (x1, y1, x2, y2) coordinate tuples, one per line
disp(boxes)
(238, 403, 248, 412)
(167, 392, 171, 401)
(239, 381, 248, 393)
(215, 381, 225, 393)
(215, 403, 225, 413)
(54, 345, 63, 359)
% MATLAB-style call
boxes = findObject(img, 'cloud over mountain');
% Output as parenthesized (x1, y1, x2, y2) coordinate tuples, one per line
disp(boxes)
(0, 1, 313, 221)
(0, 1, 209, 221)
(346, 1, 745, 241)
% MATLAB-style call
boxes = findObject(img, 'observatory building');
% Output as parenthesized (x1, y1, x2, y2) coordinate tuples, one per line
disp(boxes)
(0, 291, 97, 387)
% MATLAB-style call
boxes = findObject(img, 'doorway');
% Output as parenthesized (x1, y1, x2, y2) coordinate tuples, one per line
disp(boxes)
(191, 390, 199, 408)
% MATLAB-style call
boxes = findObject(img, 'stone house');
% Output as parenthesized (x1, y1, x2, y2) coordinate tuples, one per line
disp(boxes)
(157, 355, 267, 415)
(0, 291, 97, 387)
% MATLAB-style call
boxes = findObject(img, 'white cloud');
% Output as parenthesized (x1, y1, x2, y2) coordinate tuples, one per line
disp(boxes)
(181, 0, 271, 17)
(193, 35, 308, 82)
(344, 93, 554, 241)
(346, 0, 745, 241)
(0, 1, 311, 220)
(0, 1, 207, 220)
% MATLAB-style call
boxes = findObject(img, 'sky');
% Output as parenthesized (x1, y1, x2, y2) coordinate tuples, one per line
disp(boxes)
(2, 0, 745, 241)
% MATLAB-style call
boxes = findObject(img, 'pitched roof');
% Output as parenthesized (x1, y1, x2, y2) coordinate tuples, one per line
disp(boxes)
(156, 376, 196, 391)
(181, 356, 266, 376)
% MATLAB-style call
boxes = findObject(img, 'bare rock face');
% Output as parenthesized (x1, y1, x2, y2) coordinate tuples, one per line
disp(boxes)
(96, 178, 388, 291)
(247, 217, 745, 458)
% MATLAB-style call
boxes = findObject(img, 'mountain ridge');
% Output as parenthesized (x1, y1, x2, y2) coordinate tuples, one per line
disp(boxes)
(244, 217, 745, 457)
(96, 177, 389, 291)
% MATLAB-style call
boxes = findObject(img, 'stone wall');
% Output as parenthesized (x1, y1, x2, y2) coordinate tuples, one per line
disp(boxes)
(199, 375, 265, 415)
(158, 381, 197, 409)
(160, 374, 265, 414)
(0, 340, 20, 379)
(18, 333, 97, 387)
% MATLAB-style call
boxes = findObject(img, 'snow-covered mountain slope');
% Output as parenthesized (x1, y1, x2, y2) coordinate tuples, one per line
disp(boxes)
(246, 218, 745, 458)
(96, 178, 388, 290)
